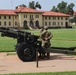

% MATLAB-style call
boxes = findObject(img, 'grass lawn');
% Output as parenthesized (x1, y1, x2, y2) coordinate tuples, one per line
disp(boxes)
(0, 28, 76, 52)
(0, 37, 16, 52)
(25, 28, 76, 48)
(0, 72, 76, 75)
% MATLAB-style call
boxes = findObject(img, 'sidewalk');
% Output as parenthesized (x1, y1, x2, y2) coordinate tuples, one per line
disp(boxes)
(0, 52, 76, 74)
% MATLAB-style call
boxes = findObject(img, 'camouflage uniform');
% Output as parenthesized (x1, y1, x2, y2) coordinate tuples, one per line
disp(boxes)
(40, 26, 53, 58)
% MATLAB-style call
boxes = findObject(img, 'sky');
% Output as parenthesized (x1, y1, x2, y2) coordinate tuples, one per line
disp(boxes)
(0, 0, 76, 11)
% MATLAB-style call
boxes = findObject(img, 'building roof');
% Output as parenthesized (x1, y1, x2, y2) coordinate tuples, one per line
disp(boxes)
(43, 11, 70, 17)
(15, 7, 43, 13)
(0, 7, 70, 17)
(0, 10, 17, 15)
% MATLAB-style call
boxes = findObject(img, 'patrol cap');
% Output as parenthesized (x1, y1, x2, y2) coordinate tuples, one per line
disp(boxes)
(44, 26, 48, 30)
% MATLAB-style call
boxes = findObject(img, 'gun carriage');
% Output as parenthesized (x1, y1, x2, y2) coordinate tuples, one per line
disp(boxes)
(0, 27, 76, 62)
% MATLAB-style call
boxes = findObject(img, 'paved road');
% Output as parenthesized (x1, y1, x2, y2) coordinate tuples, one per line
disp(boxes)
(0, 52, 76, 74)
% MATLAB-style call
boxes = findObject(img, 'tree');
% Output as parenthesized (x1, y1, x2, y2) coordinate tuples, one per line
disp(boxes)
(35, 2, 41, 9)
(51, 1, 75, 15)
(15, 4, 27, 9)
(66, 3, 75, 15)
(28, 1, 41, 9)
(73, 16, 76, 25)
(57, 1, 67, 13)
(28, 1, 35, 9)
(15, 1, 41, 10)
(51, 6, 58, 12)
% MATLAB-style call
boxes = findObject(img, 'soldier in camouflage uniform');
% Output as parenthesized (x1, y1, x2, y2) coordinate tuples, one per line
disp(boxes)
(40, 26, 53, 48)
(40, 26, 53, 58)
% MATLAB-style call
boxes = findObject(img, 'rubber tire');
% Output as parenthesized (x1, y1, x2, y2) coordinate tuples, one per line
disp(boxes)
(16, 42, 36, 62)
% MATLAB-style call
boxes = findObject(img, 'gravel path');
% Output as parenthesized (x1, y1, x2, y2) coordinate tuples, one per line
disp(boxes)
(0, 52, 76, 74)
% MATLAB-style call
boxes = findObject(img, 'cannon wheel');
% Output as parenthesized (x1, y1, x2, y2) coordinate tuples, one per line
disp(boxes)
(16, 42, 36, 62)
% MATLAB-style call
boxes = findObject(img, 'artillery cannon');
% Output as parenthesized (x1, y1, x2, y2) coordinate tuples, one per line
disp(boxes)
(0, 27, 42, 61)
(0, 27, 76, 62)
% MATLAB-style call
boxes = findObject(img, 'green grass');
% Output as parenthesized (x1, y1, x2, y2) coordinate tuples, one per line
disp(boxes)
(1, 72, 76, 75)
(50, 29, 76, 41)
(25, 29, 76, 47)
(0, 37, 16, 52)
(50, 29, 76, 47)
(0, 28, 76, 52)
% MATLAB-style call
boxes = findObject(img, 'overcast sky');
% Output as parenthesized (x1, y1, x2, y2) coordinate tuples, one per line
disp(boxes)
(0, 0, 76, 11)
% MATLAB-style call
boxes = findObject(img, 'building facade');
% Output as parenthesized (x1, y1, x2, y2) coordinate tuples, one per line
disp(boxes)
(0, 7, 70, 28)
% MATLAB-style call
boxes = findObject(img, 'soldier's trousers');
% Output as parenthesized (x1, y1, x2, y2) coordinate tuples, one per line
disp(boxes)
(42, 40, 51, 49)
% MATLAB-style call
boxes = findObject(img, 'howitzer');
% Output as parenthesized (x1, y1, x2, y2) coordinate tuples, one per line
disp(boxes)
(0, 27, 76, 62)
(0, 27, 41, 61)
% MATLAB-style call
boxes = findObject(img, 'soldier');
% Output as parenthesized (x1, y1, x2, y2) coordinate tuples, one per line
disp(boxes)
(40, 26, 53, 58)
(40, 26, 53, 48)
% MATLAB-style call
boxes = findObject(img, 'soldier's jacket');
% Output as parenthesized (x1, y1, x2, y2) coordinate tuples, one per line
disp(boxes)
(40, 30, 53, 41)
(40, 29, 53, 48)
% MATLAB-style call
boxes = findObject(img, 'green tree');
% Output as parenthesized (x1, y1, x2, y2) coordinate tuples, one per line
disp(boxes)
(66, 3, 75, 15)
(51, 1, 75, 15)
(15, 4, 27, 9)
(57, 1, 67, 13)
(35, 2, 41, 9)
(28, 1, 35, 9)
(73, 16, 76, 25)
(28, 1, 41, 9)
(51, 6, 58, 12)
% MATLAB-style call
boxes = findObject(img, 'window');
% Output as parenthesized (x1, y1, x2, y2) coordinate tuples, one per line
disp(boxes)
(49, 17, 51, 20)
(4, 22, 6, 26)
(9, 16, 11, 19)
(58, 17, 59, 20)
(49, 22, 51, 25)
(61, 17, 63, 20)
(66, 18, 68, 20)
(26, 15, 27, 18)
(53, 17, 56, 20)
(0, 22, 1, 26)
(24, 15, 25, 18)
(45, 17, 47, 20)
(30, 15, 33, 18)
(45, 22, 47, 25)
(24, 15, 27, 18)
(35, 15, 37, 18)
(61, 22, 63, 25)
(15, 22, 17, 26)
(32, 15, 33, 18)
(30, 15, 34, 20)
(9, 22, 11, 26)
(53, 22, 56, 25)
(4, 16, 6, 19)
(0, 16, 1, 19)
(35, 15, 39, 18)
(15, 16, 17, 19)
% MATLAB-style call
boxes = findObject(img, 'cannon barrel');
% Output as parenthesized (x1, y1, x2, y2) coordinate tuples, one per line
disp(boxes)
(0, 27, 39, 44)
(0, 27, 32, 38)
